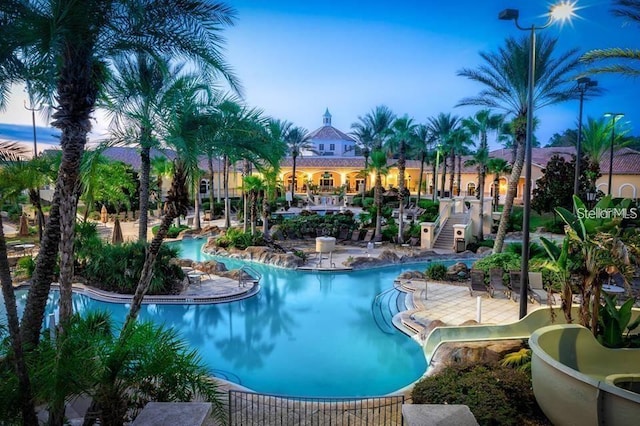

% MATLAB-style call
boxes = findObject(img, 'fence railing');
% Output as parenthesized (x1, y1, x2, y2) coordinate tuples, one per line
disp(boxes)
(228, 390, 404, 425)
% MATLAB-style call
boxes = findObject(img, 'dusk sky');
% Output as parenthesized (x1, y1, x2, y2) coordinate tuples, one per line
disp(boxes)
(1, 0, 639, 149)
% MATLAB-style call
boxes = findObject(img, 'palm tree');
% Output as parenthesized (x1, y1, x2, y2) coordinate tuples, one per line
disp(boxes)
(350, 123, 375, 195)
(151, 155, 174, 215)
(457, 34, 582, 253)
(462, 110, 504, 240)
(366, 150, 390, 241)
(428, 113, 461, 196)
(243, 175, 265, 235)
(285, 126, 312, 204)
(486, 158, 512, 213)
(580, 116, 630, 165)
(2, 0, 241, 353)
(581, 0, 640, 78)
(410, 124, 435, 204)
(387, 115, 417, 243)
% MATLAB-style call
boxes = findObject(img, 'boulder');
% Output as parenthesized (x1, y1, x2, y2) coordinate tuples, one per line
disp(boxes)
(195, 260, 228, 274)
(476, 246, 492, 255)
(446, 262, 469, 280)
(398, 270, 427, 280)
(428, 339, 525, 377)
(379, 250, 400, 263)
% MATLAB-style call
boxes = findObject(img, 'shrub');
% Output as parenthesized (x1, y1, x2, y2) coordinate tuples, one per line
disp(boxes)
(16, 256, 36, 278)
(151, 224, 189, 238)
(83, 241, 183, 294)
(471, 252, 521, 277)
(382, 223, 398, 242)
(215, 228, 265, 250)
(411, 362, 544, 426)
(541, 218, 565, 234)
(504, 242, 546, 260)
(425, 262, 448, 281)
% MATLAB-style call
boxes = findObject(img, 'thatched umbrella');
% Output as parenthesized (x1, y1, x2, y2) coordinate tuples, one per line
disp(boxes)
(18, 214, 29, 237)
(111, 218, 124, 244)
(100, 204, 108, 224)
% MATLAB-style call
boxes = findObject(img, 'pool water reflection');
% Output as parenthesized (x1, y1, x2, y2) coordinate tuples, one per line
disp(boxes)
(2, 240, 467, 397)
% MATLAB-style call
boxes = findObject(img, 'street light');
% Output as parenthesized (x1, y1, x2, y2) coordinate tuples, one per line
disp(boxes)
(24, 95, 43, 158)
(499, 2, 575, 319)
(604, 112, 624, 196)
(433, 144, 442, 201)
(573, 77, 598, 199)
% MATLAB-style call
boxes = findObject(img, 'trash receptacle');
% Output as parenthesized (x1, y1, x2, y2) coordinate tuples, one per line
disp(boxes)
(455, 239, 466, 253)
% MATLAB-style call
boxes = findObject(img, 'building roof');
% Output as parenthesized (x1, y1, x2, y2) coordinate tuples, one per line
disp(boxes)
(307, 125, 355, 142)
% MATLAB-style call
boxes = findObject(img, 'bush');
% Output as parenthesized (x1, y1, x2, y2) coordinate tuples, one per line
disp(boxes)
(504, 242, 546, 260)
(215, 227, 265, 250)
(411, 362, 544, 426)
(425, 262, 448, 281)
(151, 224, 189, 238)
(83, 241, 184, 294)
(471, 252, 521, 286)
(541, 218, 566, 234)
(16, 256, 36, 278)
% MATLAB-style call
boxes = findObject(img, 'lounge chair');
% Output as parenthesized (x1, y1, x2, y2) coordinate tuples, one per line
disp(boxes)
(489, 268, 510, 298)
(409, 236, 420, 247)
(361, 229, 374, 245)
(528, 272, 552, 304)
(469, 269, 489, 296)
(349, 229, 362, 243)
(509, 270, 524, 302)
(336, 227, 350, 242)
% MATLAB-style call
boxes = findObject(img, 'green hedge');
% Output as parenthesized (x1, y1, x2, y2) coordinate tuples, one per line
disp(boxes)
(411, 362, 545, 426)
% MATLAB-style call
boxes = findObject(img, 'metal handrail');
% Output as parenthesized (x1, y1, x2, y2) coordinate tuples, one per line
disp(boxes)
(239, 265, 261, 287)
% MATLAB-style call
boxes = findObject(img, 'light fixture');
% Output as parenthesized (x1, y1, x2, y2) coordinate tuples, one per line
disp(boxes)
(499, 2, 576, 319)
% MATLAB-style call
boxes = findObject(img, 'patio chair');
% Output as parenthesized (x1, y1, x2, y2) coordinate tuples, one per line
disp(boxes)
(468, 269, 489, 296)
(489, 268, 510, 298)
(336, 227, 350, 242)
(509, 270, 529, 303)
(349, 229, 362, 243)
(361, 229, 374, 244)
(528, 272, 553, 304)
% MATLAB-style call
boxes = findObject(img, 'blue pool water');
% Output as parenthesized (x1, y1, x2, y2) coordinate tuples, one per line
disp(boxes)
(2, 240, 468, 397)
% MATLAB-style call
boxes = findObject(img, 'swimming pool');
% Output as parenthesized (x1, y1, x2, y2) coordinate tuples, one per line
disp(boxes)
(2, 240, 466, 397)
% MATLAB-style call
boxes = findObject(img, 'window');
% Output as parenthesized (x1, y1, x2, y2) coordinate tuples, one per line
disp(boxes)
(319, 144, 325, 151)
(467, 182, 476, 197)
(329, 143, 335, 151)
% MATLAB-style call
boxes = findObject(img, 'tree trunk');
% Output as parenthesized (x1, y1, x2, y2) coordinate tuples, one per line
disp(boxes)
(138, 143, 151, 242)
(0, 215, 38, 425)
(432, 161, 437, 201)
(20, 191, 62, 349)
(397, 142, 406, 244)
(208, 156, 215, 222)
(291, 155, 297, 206)
(478, 167, 485, 241)
(243, 160, 251, 233)
(457, 156, 462, 196)
(448, 149, 455, 196)
(193, 179, 201, 231)
(262, 191, 269, 237)
(417, 154, 425, 204)
(493, 139, 525, 253)
(223, 155, 231, 229)
(441, 158, 447, 197)
(374, 173, 383, 242)
(29, 188, 45, 242)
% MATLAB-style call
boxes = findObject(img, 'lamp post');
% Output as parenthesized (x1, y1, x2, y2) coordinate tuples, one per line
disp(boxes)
(604, 112, 624, 196)
(24, 85, 43, 158)
(499, 2, 574, 319)
(434, 147, 440, 200)
(573, 77, 598, 199)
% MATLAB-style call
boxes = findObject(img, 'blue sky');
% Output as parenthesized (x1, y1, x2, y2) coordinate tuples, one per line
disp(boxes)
(0, 0, 638, 149)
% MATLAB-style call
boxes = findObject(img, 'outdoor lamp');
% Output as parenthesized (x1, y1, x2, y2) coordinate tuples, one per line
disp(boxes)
(499, 1, 576, 319)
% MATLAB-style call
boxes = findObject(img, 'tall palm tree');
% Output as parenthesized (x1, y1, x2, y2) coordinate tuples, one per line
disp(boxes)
(428, 113, 461, 197)
(350, 123, 374, 195)
(366, 149, 390, 241)
(581, 0, 640, 78)
(410, 124, 435, 204)
(387, 115, 417, 243)
(2, 3, 240, 422)
(243, 175, 264, 235)
(285, 126, 312, 204)
(462, 110, 504, 240)
(448, 127, 473, 196)
(458, 34, 582, 253)
(486, 158, 512, 213)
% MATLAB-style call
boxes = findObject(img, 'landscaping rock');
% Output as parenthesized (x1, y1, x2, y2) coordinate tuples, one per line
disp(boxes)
(476, 246, 492, 255)
(398, 270, 427, 280)
(446, 262, 469, 280)
(428, 339, 525, 377)
(195, 260, 228, 274)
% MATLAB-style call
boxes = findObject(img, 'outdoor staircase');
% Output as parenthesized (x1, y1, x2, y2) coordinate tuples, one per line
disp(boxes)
(432, 213, 468, 251)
